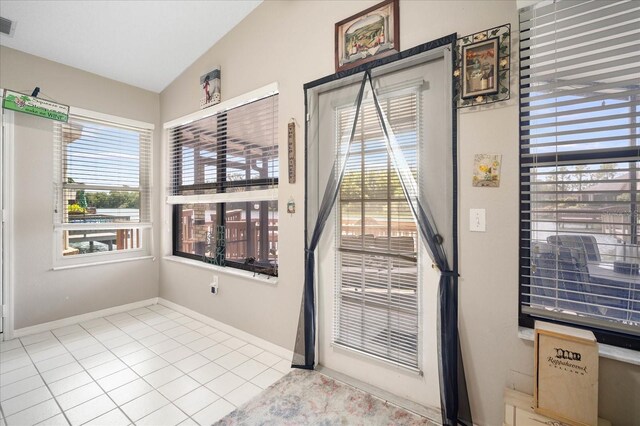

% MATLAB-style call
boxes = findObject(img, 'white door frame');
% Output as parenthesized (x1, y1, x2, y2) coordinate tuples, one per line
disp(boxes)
(311, 54, 450, 412)
(1, 91, 15, 340)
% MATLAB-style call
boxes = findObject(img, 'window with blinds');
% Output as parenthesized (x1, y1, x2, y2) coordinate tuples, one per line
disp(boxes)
(168, 94, 278, 276)
(519, 0, 640, 346)
(54, 114, 152, 258)
(335, 91, 420, 369)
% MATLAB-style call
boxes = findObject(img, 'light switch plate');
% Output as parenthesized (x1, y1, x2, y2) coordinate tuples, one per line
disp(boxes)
(470, 208, 486, 232)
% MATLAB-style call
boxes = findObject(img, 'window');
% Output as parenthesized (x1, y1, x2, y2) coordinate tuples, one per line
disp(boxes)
(335, 91, 420, 368)
(168, 93, 278, 276)
(54, 112, 153, 261)
(519, 0, 640, 348)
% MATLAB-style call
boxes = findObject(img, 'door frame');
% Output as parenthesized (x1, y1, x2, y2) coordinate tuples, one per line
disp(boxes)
(1, 91, 16, 340)
(302, 36, 457, 411)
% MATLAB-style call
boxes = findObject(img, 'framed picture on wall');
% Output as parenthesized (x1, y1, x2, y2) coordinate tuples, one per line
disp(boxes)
(335, 0, 399, 72)
(462, 37, 499, 99)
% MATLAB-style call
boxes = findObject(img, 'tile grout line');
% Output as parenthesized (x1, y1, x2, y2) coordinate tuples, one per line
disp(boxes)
(87, 304, 227, 425)
(114, 305, 272, 425)
(98, 307, 198, 425)
(7, 335, 73, 426)
(3, 303, 288, 426)
(115, 306, 236, 424)
(62, 306, 202, 424)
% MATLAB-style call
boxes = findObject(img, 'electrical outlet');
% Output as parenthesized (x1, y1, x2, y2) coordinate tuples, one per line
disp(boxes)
(210, 275, 219, 295)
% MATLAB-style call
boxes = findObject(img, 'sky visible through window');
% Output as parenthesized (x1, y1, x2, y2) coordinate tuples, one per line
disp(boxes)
(66, 121, 140, 188)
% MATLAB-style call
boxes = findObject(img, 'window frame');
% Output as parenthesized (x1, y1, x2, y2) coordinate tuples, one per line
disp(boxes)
(166, 85, 279, 277)
(518, 3, 640, 351)
(53, 107, 154, 267)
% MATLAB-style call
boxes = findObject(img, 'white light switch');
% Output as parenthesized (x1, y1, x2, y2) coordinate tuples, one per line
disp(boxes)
(470, 208, 486, 232)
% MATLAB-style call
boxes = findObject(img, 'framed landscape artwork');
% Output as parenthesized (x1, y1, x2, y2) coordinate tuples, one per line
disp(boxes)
(335, 0, 399, 72)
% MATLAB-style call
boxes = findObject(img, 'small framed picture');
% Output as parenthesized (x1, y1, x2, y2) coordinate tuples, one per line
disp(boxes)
(462, 38, 499, 99)
(335, 0, 399, 73)
(472, 154, 501, 188)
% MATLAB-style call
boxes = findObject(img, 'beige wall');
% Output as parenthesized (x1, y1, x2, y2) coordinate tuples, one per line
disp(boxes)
(0, 46, 161, 329)
(159, 1, 639, 425)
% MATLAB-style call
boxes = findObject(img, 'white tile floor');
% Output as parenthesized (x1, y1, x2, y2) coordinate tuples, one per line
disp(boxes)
(0, 304, 291, 426)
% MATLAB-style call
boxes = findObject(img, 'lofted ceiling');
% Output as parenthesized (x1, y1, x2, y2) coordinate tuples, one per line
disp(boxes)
(0, 0, 262, 93)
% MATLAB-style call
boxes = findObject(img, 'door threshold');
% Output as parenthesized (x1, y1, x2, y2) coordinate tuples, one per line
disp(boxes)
(316, 365, 442, 424)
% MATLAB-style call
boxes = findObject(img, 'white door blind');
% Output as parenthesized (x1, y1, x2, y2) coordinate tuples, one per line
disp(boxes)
(519, 0, 640, 337)
(336, 91, 420, 369)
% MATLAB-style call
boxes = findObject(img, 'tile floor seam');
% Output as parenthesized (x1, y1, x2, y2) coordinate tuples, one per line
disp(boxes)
(4, 335, 70, 426)
(0, 396, 6, 425)
(47, 331, 122, 426)
(87, 308, 206, 425)
(75, 312, 165, 425)
(2, 303, 289, 426)
(48, 318, 140, 425)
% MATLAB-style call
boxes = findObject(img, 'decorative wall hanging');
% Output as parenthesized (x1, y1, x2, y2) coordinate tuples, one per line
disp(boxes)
(288, 120, 297, 184)
(335, 0, 399, 73)
(2, 89, 69, 122)
(472, 154, 502, 187)
(454, 24, 510, 108)
(200, 68, 221, 109)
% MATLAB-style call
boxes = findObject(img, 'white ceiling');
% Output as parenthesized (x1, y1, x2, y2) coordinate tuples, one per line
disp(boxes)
(0, 0, 262, 93)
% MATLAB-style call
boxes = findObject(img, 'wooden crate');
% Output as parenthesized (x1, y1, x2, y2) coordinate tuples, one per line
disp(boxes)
(504, 389, 610, 426)
(534, 321, 599, 426)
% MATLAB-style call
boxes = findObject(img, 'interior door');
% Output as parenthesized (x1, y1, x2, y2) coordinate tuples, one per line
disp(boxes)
(314, 54, 451, 410)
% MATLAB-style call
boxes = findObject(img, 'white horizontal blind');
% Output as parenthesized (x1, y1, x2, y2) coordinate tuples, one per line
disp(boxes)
(53, 114, 152, 257)
(335, 91, 420, 369)
(54, 116, 152, 225)
(520, 0, 640, 335)
(168, 95, 278, 201)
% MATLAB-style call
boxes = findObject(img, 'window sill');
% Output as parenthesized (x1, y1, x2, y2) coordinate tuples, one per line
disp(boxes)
(163, 255, 278, 285)
(518, 326, 640, 366)
(52, 255, 155, 271)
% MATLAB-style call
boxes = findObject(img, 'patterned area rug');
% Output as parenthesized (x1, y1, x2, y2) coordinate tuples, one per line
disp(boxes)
(214, 369, 436, 426)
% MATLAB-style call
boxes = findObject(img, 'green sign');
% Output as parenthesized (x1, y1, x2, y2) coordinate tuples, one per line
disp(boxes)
(2, 89, 69, 122)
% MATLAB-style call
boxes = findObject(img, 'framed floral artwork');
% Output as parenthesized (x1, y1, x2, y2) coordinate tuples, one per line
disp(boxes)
(472, 154, 502, 188)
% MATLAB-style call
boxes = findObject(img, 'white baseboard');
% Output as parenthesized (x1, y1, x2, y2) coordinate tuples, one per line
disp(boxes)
(158, 297, 293, 361)
(12, 297, 159, 338)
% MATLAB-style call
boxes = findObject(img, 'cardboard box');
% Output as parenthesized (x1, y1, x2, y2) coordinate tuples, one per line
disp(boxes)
(534, 321, 599, 426)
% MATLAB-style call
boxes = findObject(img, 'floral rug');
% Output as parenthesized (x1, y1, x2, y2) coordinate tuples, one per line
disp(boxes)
(214, 369, 437, 426)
